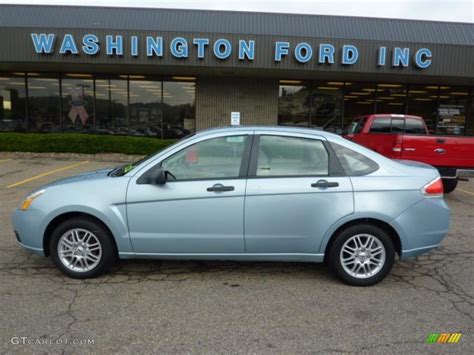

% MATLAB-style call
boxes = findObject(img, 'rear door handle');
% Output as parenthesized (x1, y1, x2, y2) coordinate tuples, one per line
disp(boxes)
(434, 148, 446, 154)
(207, 184, 235, 192)
(311, 180, 339, 188)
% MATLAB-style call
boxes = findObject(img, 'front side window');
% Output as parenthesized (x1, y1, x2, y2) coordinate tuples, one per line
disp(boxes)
(161, 135, 248, 181)
(369, 117, 391, 133)
(330, 142, 379, 176)
(256, 135, 329, 177)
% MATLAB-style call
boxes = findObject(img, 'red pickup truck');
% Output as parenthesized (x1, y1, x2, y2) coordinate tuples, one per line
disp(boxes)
(344, 114, 474, 193)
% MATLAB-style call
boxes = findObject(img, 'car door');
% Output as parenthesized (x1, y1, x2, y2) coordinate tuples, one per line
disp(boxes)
(126, 133, 252, 254)
(244, 133, 354, 254)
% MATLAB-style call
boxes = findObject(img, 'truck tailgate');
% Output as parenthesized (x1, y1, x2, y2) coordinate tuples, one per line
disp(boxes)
(400, 135, 474, 168)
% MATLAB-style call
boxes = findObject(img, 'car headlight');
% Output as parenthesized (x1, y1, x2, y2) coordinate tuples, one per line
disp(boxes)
(20, 189, 45, 211)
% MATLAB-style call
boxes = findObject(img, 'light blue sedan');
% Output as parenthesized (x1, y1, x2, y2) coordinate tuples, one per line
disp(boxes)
(12, 126, 450, 285)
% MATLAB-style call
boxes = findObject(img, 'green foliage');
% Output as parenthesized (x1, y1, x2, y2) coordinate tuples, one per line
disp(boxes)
(0, 133, 176, 155)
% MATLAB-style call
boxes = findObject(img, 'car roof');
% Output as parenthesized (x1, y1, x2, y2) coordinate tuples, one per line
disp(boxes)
(193, 125, 342, 140)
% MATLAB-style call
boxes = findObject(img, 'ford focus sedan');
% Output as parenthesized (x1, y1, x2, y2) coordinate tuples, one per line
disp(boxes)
(12, 126, 450, 286)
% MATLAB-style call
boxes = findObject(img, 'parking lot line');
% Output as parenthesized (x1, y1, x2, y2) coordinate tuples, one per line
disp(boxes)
(6, 161, 89, 189)
(0, 159, 12, 163)
(457, 188, 474, 197)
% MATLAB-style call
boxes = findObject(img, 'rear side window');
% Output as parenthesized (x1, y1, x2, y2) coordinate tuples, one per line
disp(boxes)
(369, 118, 391, 133)
(391, 118, 405, 133)
(256, 135, 329, 177)
(405, 118, 426, 134)
(330, 142, 379, 176)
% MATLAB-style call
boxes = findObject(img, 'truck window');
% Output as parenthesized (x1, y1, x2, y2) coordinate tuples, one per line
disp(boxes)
(391, 118, 405, 133)
(344, 117, 367, 134)
(405, 118, 426, 134)
(369, 118, 391, 133)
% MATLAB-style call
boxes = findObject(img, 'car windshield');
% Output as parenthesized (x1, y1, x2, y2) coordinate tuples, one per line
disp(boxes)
(344, 117, 366, 134)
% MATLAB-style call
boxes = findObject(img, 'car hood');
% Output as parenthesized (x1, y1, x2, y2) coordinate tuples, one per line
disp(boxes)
(40, 168, 115, 189)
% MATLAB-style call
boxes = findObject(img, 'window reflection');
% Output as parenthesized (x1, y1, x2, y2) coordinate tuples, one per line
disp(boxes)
(129, 78, 162, 137)
(376, 84, 407, 115)
(311, 82, 344, 133)
(278, 83, 311, 127)
(95, 77, 128, 135)
(62, 74, 94, 133)
(0, 74, 27, 131)
(437, 86, 469, 135)
(27, 74, 60, 132)
(407, 85, 438, 133)
(343, 82, 376, 129)
(163, 81, 196, 139)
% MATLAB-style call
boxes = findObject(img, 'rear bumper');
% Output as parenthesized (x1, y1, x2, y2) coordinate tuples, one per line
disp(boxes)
(11, 209, 46, 256)
(392, 197, 450, 261)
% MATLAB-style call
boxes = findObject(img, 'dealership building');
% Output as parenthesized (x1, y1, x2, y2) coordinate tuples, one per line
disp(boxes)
(0, 4, 473, 138)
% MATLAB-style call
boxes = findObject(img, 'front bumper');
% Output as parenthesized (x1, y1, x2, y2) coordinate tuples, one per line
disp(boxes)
(11, 209, 47, 256)
(393, 197, 450, 260)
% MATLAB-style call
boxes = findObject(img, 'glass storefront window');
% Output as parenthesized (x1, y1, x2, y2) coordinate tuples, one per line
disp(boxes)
(310, 82, 344, 133)
(61, 74, 94, 133)
(129, 77, 162, 138)
(375, 83, 407, 115)
(407, 85, 438, 133)
(163, 80, 196, 139)
(278, 83, 311, 127)
(343, 82, 376, 129)
(95, 77, 128, 135)
(27, 73, 60, 132)
(0, 74, 27, 132)
(437, 86, 469, 135)
(468, 90, 474, 136)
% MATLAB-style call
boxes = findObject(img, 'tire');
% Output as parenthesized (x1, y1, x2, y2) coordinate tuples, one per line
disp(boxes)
(49, 217, 116, 279)
(442, 178, 458, 194)
(328, 224, 395, 286)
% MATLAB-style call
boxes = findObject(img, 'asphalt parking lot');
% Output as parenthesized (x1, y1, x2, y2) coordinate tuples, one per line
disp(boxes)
(0, 153, 472, 354)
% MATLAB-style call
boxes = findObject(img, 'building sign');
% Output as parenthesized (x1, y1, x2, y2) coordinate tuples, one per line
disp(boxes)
(30, 33, 432, 68)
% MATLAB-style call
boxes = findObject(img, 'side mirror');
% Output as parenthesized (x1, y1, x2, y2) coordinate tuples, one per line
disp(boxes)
(154, 168, 167, 185)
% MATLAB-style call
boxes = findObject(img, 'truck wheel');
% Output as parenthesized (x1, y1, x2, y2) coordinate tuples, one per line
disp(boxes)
(442, 178, 458, 194)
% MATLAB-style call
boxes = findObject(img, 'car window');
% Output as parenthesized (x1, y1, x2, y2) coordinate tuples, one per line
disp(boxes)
(330, 142, 379, 176)
(369, 117, 392, 133)
(405, 118, 426, 134)
(391, 118, 405, 133)
(344, 117, 367, 134)
(256, 136, 329, 177)
(161, 135, 248, 180)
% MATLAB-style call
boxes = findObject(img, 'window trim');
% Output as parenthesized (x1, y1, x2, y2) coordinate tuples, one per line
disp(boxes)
(247, 134, 345, 179)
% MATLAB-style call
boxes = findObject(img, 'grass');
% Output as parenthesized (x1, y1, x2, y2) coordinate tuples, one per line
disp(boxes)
(0, 133, 177, 155)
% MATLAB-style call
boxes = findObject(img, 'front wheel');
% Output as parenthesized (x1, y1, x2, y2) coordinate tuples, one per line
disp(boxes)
(442, 178, 458, 194)
(328, 224, 395, 286)
(49, 217, 116, 279)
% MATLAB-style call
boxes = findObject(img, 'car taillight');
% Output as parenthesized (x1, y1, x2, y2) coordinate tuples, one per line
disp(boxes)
(422, 178, 443, 197)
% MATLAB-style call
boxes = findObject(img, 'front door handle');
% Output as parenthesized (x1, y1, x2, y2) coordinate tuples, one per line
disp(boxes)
(207, 184, 235, 192)
(434, 148, 446, 154)
(311, 180, 339, 188)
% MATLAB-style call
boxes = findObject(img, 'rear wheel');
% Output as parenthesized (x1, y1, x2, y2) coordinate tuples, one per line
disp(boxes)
(442, 178, 458, 194)
(328, 224, 395, 286)
(49, 217, 116, 279)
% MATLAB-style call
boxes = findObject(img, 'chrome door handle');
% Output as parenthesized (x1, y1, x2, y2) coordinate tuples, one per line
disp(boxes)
(434, 148, 446, 154)
(404, 148, 416, 151)
(207, 184, 235, 192)
(311, 180, 339, 188)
